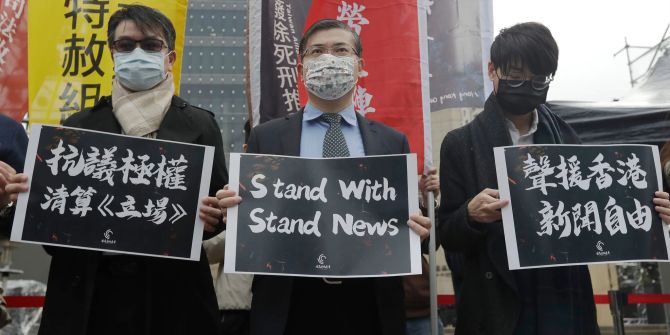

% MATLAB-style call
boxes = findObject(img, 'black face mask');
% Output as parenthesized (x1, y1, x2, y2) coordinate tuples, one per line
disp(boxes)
(495, 79, 549, 115)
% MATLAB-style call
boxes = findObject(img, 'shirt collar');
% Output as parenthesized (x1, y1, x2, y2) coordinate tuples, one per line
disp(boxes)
(504, 109, 539, 137)
(303, 102, 358, 127)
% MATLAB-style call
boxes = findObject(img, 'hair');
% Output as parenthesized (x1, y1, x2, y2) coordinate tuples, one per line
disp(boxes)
(490, 22, 559, 76)
(243, 120, 251, 144)
(299, 19, 362, 60)
(107, 4, 177, 51)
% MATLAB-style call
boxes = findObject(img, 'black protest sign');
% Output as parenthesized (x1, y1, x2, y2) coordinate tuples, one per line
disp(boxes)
(11, 125, 214, 260)
(495, 145, 668, 269)
(224, 153, 421, 277)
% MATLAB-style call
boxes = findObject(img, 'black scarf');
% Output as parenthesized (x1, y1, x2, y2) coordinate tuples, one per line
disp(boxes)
(475, 94, 597, 335)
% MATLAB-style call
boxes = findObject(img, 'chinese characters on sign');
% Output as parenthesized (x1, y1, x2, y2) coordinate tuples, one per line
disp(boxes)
(44, 139, 190, 190)
(494, 145, 669, 269)
(224, 153, 421, 277)
(273, 0, 300, 113)
(336, 1, 375, 116)
(40, 139, 191, 224)
(252, 0, 429, 168)
(0, 0, 28, 121)
(11, 125, 214, 260)
(521, 152, 650, 238)
(28, 1, 187, 125)
(0, 0, 25, 73)
(58, 0, 111, 120)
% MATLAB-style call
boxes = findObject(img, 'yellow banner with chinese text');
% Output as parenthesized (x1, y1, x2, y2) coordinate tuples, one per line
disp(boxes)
(28, 0, 187, 125)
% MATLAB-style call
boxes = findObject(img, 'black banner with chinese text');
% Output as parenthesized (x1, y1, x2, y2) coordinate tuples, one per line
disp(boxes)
(257, 0, 311, 123)
(495, 145, 669, 269)
(11, 125, 214, 261)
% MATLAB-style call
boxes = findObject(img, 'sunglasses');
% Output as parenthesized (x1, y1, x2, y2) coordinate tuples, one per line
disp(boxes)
(111, 38, 167, 53)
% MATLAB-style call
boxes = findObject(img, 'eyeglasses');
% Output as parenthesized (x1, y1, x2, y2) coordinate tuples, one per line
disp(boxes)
(111, 38, 167, 53)
(302, 45, 358, 58)
(499, 74, 554, 91)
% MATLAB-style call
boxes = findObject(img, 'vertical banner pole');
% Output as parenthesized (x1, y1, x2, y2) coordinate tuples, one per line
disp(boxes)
(428, 192, 439, 335)
(609, 290, 626, 335)
(416, 0, 436, 331)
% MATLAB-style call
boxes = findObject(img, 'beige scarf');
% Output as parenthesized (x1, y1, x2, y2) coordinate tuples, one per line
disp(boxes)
(111, 73, 175, 137)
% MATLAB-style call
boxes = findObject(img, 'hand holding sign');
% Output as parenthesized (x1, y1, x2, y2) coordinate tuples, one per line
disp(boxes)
(198, 196, 223, 232)
(419, 167, 439, 206)
(0, 161, 18, 207)
(467, 188, 509, 224)
(216, 185, 242, 218)
(654, 191, 670, 224)
(5, 172, 28, 203)
(408, 213, 431, 241)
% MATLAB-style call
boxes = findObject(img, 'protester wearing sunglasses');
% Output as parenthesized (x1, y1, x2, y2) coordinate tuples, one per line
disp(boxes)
(5, 5, 227, 335)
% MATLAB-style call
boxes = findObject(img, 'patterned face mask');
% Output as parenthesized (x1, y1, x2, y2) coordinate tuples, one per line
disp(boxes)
(303, 53, 357, 101)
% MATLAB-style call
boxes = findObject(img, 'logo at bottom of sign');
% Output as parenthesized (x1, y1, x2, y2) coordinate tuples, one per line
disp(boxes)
(595, 240, 610, 256)
(316, 253, 331, 270)
(101, 229, 117, 245)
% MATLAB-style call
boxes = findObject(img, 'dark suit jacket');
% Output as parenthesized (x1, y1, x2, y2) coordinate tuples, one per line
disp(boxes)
(0, 113, 27, 173)
(0, 114, 28, 235)
(438, 95, 599, 335)
(247, 110, 410, 335)
(38, 96, 228, 335)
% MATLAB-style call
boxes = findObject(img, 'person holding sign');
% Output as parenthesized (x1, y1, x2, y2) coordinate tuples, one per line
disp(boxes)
(215, 19, 431, 335)
(0, 114, 28, 330)
(6, 5, 227, 335)
(438, 22, 670, 335)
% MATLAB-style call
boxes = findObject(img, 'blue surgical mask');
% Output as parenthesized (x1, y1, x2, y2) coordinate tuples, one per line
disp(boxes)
(113, 48, 169, 91)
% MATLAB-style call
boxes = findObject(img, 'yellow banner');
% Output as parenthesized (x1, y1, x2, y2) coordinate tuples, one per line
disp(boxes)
(28, 0, 187, 125)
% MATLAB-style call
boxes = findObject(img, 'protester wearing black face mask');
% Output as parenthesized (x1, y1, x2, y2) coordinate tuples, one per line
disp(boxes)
(437, 22, 604, 335)
(495, 74, 551, 116)
(439, 23, 670, 335)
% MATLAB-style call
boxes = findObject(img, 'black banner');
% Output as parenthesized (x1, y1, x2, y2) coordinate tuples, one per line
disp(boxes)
(495, 144, 668, 269)
(225, 153, 421, 277)
(257, 0, 311, 123)
(427, 0, 488, 110)
(11, 125, 214, 260)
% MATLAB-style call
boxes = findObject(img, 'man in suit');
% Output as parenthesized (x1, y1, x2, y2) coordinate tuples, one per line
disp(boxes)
(215, 19, 431, 335)
(6, 5, 226, 335)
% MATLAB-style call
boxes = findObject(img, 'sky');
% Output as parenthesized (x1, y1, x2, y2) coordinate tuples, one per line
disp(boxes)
(493, 0, 670, 102)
